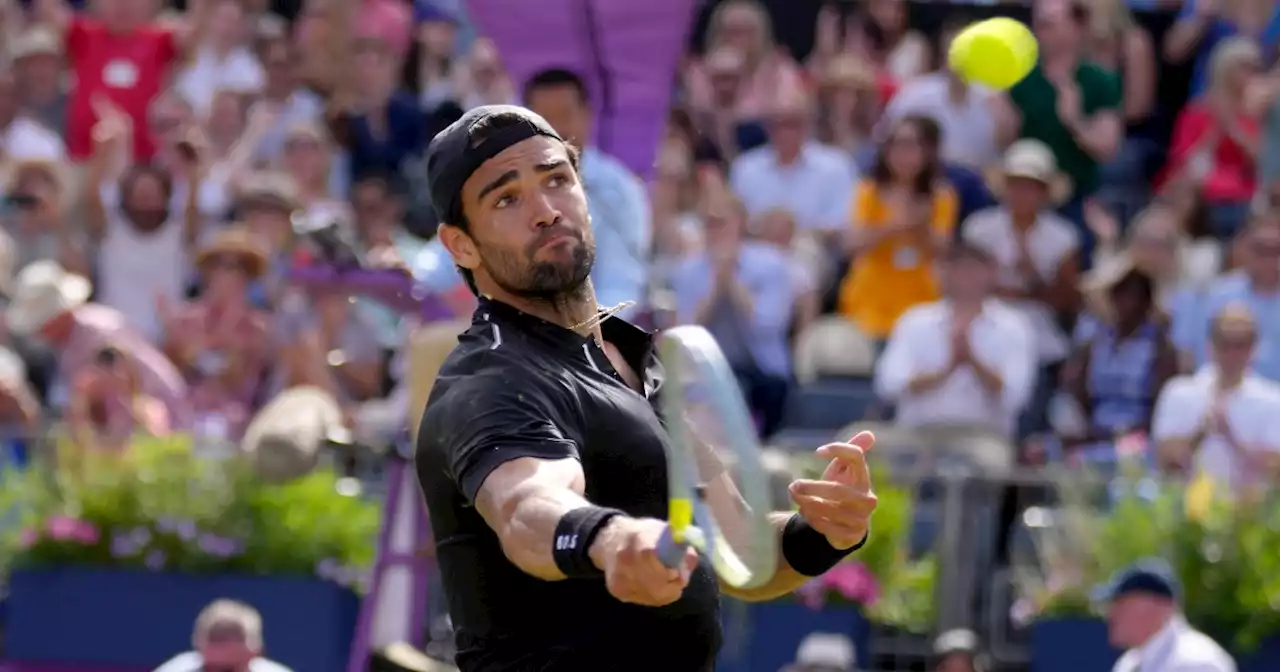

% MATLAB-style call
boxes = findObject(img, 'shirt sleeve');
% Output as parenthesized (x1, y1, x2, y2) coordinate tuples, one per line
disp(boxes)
(873, 310, 920, 400)
(1151, 379, 1199, 442)
(999, 312, 1037, 414)
(419, 371, 580, 504)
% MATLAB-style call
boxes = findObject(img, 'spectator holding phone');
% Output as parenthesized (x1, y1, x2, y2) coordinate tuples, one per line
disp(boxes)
(66, 343, 170, 454)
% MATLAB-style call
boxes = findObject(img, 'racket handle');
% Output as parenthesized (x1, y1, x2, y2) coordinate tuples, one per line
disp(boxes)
(655, 526, 687, 569)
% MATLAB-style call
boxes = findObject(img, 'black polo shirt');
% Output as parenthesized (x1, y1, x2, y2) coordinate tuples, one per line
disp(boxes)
(416, 298, 721, 672)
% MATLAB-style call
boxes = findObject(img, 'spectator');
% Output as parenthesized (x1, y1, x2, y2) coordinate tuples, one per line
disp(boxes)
(454, 38, 514, 111)
(1154, 303, 1280, 485)
(755, 208, 823, 339)
(175, 0, 265, 116)
(996, 0, 1122, 235)
(67, 343, 171, 453)
(1059, 263, 1176, 466)
(0, 69, 63, 163)
(877, 15, 999, 172)
(1162, 37, 1262, 240)
(3, 159, 90, 276)
(963, 139, 1082, 436)
(10, 25, 68, 135)
(1256, 61, 1280, 198)
(782, 632, 856, 672)
(523, 68, 652, 319)
(37, 0, 186, 163)
(875, 241, 1035, 439)
(1088, 0, 1159, 225)
(84, 102, 204, 343)
(153, 599, 294, 672)
(248, 39, 326, 165)
(685, 0, 802, 123)
(335, 30, 427, 184)
(0, 346, 41, 435)
(850, 0, 931, 81)
(406, 3, 462, 112)
(729, 88, 856, 240)
(276, 121, 348, 223)
(236, 173, 301, 307)
(670, 192, 793, 438)
(4, 261, 190, 427)
(814, 53, 880, 160)
(274, 284, 385, 407)
(693, 46, 752, 160)
(839, 115, 955, 345)
(932, 628, 988, 672)
(1174, 214, 1280, 380)
(160, 227, 272, 442)
(1097, 559, 1236, 672)
(1163, 0, 1280, 98)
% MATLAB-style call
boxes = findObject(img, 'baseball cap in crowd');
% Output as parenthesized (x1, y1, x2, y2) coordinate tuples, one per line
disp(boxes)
(1092, 557, 1181, 605)
(786, 632, 856, 672)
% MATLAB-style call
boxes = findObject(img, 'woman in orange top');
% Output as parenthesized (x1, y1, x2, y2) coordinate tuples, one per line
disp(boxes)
(837, 115, 957, 340)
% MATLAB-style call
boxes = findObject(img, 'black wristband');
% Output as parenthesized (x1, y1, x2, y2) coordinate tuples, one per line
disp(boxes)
(552, 506, 625, 579)
(781, 513, 868, 577)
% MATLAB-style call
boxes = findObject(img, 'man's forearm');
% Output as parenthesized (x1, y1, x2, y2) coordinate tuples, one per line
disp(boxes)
(484, 483, 593, 581)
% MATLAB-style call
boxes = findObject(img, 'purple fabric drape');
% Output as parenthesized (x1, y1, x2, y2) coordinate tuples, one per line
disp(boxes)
(464, 0, 698, 180)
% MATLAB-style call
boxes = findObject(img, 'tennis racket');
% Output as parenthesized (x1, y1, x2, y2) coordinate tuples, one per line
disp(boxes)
(653, 325, 778, 590)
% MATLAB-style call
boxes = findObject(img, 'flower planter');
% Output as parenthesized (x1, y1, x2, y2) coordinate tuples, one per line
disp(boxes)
(4, 568, 359, 672)
(717, 600, 870, 672)
(1031, 618, 1280, 672)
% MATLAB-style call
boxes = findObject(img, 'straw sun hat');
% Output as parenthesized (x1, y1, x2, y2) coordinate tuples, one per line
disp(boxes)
(194, 227, 270, 280)
(983, 139, 1073, 206)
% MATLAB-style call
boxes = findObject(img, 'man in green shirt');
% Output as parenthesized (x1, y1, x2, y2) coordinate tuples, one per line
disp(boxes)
(996, 0, 1123, 206)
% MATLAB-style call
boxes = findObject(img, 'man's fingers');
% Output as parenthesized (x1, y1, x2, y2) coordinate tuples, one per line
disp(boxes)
(815, 442, 873, 489)
(790, 484, 878, 519)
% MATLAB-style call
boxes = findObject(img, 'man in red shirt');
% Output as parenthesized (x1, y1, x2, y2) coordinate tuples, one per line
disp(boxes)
(35, 0, 189, 162)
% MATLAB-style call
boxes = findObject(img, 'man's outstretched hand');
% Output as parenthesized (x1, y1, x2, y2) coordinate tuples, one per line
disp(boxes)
(788, 431, 878, 550)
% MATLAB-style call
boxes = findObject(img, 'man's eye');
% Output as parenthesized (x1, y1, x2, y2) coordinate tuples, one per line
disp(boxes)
(494, 195, 514, 208)
(547, 175, 568, 188)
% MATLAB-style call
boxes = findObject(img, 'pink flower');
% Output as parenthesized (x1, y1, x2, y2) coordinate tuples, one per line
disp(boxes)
(821, 561, 882, 606)
(18, 528, 39, 549)
(797, 579, 828, 610)
(46, 516, 99, 545)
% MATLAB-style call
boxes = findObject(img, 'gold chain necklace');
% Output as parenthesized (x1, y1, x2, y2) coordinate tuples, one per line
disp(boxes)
(569, 301, 636, 334)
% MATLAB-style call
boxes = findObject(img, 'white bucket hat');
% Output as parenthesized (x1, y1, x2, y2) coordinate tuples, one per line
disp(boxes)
(984, 139, 1073, 205)
(5, 260, 92, 336)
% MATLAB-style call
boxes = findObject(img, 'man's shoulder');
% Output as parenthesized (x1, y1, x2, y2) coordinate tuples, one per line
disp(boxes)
(422, 336, 559, 423)
(1171, 627, 1237, 671)
(152, 651, 201, 672)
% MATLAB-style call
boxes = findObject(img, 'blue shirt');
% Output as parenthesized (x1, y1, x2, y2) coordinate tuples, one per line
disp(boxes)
(1172, 271, 1280, 381)
(669, 242, 795, 377)
(347, 93, 428, 179)
(580, 147, 652, 318)
(1178, 0, 1280, 97)
(730, 141, 857, 233)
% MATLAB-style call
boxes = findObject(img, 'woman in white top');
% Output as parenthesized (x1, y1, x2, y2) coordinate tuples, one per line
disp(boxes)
(175, 0, 265, 117)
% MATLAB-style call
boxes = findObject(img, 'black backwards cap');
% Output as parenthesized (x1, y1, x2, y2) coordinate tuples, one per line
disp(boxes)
(424, 104, 565, 231)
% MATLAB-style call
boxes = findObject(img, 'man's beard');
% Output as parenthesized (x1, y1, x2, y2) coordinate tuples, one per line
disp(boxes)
(480, 235, 595, 304)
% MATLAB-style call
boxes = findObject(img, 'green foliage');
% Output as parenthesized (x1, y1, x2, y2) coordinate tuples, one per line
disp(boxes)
(792, 455, 938, 634)
(0, 434, 380, 589)
(1024, 473, 1280, 651)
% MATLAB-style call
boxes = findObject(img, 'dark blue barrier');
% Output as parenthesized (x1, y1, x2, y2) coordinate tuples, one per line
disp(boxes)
(4, 568, 359, 672)
(1032, 618, 1280, 672)
(718, 600, 870, 672)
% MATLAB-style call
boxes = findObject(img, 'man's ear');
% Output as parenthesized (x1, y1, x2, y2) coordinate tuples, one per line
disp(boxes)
(437, 224, 479, 272)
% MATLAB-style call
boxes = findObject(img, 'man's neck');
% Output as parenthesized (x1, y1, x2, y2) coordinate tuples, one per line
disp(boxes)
(487, 282, 603, 341)
(774, 145, 802, 166)
(1009, 209, 1038, 231)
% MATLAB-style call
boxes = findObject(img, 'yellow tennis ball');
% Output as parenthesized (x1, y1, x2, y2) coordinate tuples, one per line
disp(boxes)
(948, 17, 1039, 91)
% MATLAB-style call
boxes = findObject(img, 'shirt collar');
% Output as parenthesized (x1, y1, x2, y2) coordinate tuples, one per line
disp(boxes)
(1138, 614, 1185, 667)
(475, 296, 654, 358)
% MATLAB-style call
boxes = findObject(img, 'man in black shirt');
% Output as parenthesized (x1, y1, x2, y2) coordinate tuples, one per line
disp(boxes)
(416, 104, 878, 672)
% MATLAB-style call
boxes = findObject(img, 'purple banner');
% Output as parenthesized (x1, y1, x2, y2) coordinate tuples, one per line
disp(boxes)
(465, 0, 698, 179)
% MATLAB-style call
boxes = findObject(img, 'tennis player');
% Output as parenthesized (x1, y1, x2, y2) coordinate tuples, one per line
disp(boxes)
(415, 105, 878, 672)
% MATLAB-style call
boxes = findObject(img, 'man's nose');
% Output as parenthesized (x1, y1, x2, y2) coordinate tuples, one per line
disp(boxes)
(529, 190, 562, 229)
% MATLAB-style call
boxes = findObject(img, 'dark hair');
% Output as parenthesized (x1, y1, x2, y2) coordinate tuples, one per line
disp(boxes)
(522, 68, 590, 105)
(119, 163, 174, 202)
(1110, 268, 1155, 309)
(1068, 1, 1091, 26)
(444, 111, 583, 296)
(870, 115, 942, 196)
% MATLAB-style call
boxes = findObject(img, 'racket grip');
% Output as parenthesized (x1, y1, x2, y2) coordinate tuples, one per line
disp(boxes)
(655, 526, 687, 568)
